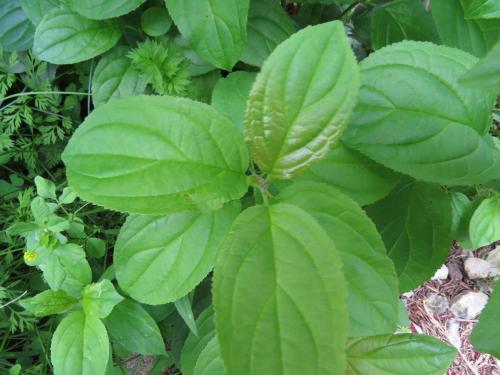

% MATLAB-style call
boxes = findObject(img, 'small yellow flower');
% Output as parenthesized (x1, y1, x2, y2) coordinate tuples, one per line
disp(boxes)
(24, 250, 38, 263)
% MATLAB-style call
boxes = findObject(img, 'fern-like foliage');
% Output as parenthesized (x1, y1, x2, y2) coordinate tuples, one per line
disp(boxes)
(128, 39, 192, 96)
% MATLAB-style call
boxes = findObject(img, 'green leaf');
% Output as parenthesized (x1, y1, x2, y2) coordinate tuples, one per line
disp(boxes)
(240, 0, 296, 67)
(34, 176, 56, 200)
(66, 0, 146, 20)
(51, 310, 109, 375)
(290, 142, 401, 206)
(40, 244, 92, 297)
(430, 0, 500, 56)
(0, 0, 35, 52)
(59, 187, 77, 205)
(20, 0, 55, 25)
(213, 204, 348, 374)
(6, 222, 40, 236)
(194, 337, 225, 375)
(471, 284, 500, 357)
(181, 306, 216, 375)
(450, 192, 473, 242)
(466, 0, 500, 19)
(460, 40, 500, 91)
(343, 41, 500, 185)
(346, 334, 457, 375)
(82, 280, 124, 319)
(141, 6, 172, 37)
(105, 299, 165, 355)
(20, 290, 77, 317)
(31, 197, 51, 225)
(277, 182, 400, 337)
(469, 197, 500, 247)
(366, 181, 453, 292)
(211, 71, 256, 132)
(33, 8, 121, 64)
(245, 21, 359, 179)
(175, 296, 198, 336)
(165, 0, 249, 70)
(92, 47, 147, 108)
(86, 237, 106, 258)
(62, 96, 249, 215)
(115, 202, 238, 304)
(371, 0, 439, 50)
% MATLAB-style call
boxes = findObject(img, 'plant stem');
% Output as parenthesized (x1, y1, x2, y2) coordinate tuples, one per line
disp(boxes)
(0, 91, 89, 110)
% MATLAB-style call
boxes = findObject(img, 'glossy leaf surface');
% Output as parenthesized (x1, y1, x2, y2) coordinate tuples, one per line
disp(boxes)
(0, 0, 34, 52)
(469, 197, 500, 247)
(66, 0, 146, 20)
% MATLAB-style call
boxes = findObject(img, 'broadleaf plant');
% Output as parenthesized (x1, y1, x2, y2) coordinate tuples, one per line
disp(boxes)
(5, 0, 500, 373)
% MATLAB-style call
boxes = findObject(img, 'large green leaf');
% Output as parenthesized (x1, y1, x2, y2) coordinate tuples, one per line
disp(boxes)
(66, 0, 146, 20)
(92, 47, 146, 107)
(20, 0, 55, 25)
(0, 0, 34, 52)
(291, 142, 401, 205)
(211, 71, 256, 132)
(471, 284, 500, 357)
(105, 299, 165, 355)
(33, 8, 121, 64)
(115, 202, 238, 304)
(430, 0, 500, 56)
(371, 0, 439, 50)
(51, 310, 109, 375)
(240, 0, 296, 67)
(346, 334, 457, 375)
(82, 279, 124, 319)
(277, 182, 399, 337)
(466, 0, 500, 19)
(181, 306, 216, 375)
(469, 197, 500, 247)
(245, 21, 359, 179)
(343, 41, 500, 185)
(460, 40, 500, 91)
(20, 290, 77, 317)
(366, 181, 453, 292)
(194, 337, 225, 375)
(213, 204, 348, 374)
(62, 96, 249, 214)
(165, 0, 249, 70)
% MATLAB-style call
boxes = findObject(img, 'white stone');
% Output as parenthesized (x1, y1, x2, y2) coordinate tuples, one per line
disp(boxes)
(450, 291, 489, 319)
(424, 294, 449, 314)
(486, 246, 500, 277)
(432, 264, 449, 280)
(446, 320, 461, 349)
(464, 257, 491, 279)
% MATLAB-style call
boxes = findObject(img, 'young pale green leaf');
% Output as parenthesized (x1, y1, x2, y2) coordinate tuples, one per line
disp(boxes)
(371, 0, 439, 50)
(343, 41, 500, 185)
(86, 237, 106, 258)
(51, 310, 109, 375)
(62, 96, 249, 215)
(469, 197, 500, 247)
(240, 0, 296, 67)
(34, 176, 56, 200)
(366, 181, 453, 292)
(277, 182, 399, 337)
(105, 299, 165, 355)
(59, 187, 77, 205)
(466, 0, 500, 19)
(430, 0, 500, 56)
(460, 40, 500, 91)
(20, 289, 77, 317)
(165, 0, 249, 70)
(92, 47, 147, 107)
(346, 334, 457, 375)
(245, 21, 359, 179)
(291, 142, 401, 205)
(471, 284, 500, 357)
(175, 296, 198, 336)
(66, 0, 146, 20)
(20, 0, 55, 25)
(33, 8, 121, 64)
(211, 71, 256, 132)
(181, 306, 216, 375)
(141, 6, 172, 37)
(194, 337, 225, 375)
(0, 0, 34, 52)
(115, 202, 238, 304)
(213, 204, 348, 374)
(82, 280, 124, 319)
